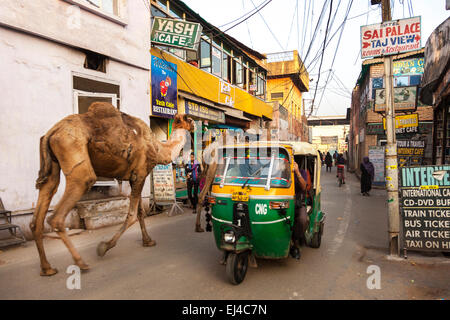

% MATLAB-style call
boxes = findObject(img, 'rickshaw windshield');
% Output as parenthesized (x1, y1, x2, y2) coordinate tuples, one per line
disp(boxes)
(213, 147, 291, 188)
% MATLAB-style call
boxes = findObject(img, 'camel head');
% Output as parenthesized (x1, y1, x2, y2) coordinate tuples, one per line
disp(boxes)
(172, 114, 195, 132)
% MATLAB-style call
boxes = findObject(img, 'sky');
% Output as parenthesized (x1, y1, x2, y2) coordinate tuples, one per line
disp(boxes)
(183, 0, 449, 117)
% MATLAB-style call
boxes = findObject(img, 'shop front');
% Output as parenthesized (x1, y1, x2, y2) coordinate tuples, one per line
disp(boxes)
(172, 96, 226, 199)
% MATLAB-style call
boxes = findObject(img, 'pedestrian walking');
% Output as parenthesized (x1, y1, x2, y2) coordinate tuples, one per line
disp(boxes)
(325, 152, 333, 172)
(360, 156, 374, 196)
(185, 152, 201, 213)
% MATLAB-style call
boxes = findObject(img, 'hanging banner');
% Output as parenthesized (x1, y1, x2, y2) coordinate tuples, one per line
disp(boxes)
(151, 55, 178, 118)
(151, 17, 202, 51)
(361, 16, 421, 59)
(399, 165, 450, 252)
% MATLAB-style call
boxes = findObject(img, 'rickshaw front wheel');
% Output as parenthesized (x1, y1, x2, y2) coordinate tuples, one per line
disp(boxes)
(310, 231, 322, 248)
(226, 251, 249, 285)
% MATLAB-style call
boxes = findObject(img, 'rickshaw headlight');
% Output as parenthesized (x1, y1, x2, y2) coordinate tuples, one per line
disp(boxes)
(207, 196, 216, 204)
(223, 231, 236, 243)
(269, 201, 290, 210)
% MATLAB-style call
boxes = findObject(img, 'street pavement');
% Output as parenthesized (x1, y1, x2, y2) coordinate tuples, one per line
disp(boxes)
(0, 166, 449, 300)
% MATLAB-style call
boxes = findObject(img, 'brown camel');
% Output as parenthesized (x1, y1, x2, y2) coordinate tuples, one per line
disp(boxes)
(31, 102, 194, 276)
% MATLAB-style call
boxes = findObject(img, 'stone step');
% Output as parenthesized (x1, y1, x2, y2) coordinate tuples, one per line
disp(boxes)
(76, 197, 129, 219)
(83, 209, 128, 230)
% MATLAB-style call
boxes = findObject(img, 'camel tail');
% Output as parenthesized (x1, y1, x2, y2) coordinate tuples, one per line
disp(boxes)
(35, 134, 53, 189)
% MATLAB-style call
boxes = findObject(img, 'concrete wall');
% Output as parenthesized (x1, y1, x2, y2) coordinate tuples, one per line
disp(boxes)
(0, 1, 151, 236)
(0, 27, 151, 212)
(0, 0, 150, 69)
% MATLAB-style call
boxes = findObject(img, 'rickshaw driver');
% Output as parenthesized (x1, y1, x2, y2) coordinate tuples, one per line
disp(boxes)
(291, 161, 308, 259)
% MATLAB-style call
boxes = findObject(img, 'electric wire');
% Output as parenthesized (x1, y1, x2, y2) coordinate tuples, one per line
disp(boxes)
(249, 0, 284, 50)
(314, 0, 353, 114)
(308, 0, 334, 117)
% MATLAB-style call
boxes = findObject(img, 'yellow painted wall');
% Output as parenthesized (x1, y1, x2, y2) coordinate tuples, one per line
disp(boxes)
(267, 77, 303, 119)
(151, 48, 272, 119)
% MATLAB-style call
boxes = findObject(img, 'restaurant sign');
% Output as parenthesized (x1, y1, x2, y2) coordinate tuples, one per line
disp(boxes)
(374, 86, 418, 112)
(361, 16, 421, 59)
(151, 17, 202, 51)
(399, 165, 450, 252)
(185, 100, 225, 123)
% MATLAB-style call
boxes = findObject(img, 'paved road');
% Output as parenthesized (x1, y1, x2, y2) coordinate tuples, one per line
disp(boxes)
(1, 167, 449, 299)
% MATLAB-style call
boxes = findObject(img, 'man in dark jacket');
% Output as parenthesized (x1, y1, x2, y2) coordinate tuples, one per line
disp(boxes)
(185, 152, 201, 213)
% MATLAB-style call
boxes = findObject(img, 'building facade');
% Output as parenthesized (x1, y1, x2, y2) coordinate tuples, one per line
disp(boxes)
(265, 50, 309, 141)
(0, 0, 151, 238)
(420, 17, 450, 165)
(349, 49, 434, 183)
(149, 0, 273, 198)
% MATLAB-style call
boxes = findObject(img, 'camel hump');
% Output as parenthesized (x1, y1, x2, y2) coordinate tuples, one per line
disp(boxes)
(87, 102, 120, 118)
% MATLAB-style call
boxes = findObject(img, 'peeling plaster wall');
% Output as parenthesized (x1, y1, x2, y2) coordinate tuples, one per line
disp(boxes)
(0, 28, 150, 214)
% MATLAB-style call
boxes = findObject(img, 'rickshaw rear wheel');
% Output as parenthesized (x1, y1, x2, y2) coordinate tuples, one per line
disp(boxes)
(226, 251, 249, 285)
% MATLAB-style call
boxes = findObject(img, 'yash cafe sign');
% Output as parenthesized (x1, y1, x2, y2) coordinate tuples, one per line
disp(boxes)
(361, 16, 421, 59)
(151, 17, 202, 51)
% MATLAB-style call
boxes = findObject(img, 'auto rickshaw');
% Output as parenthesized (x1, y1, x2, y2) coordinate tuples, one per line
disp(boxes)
(206, 141, 325, 284)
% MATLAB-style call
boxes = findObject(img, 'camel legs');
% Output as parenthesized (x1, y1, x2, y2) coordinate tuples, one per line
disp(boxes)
(137, 198, 156, 247)
(46, 159, 96, 272)
(195, 162, 217, 232)
(97, 177, 145, 257)
(30, 161, 61, 276)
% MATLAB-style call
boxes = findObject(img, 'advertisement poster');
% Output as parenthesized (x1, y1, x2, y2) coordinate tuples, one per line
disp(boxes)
(399, 165, 450, 252)
(151, 55, 178, 118)
(361, 16, 421, 59)
(368, 146, 385, 184)
(374, 86, 418, 112)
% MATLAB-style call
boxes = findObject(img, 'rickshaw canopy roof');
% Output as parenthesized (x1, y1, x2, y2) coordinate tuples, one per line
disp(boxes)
(278, 141, 318, 157)
(220, 141, 318, 157)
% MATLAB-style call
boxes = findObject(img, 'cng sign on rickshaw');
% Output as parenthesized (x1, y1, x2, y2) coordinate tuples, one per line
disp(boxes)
(151, 17, 202, 51)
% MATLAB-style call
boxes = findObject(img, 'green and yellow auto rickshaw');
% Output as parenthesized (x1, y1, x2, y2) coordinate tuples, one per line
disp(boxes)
(206, 141, 325, 284)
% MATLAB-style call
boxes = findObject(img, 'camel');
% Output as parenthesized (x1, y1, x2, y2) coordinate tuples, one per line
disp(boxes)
(31, 102, 194, 276)
(194, 132, 229, 232)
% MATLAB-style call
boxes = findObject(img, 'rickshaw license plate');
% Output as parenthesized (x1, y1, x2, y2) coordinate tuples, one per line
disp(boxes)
(232, 191, 249, 202)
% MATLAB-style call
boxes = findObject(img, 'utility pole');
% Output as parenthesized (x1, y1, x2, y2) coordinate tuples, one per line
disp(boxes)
(381, 0, 400, 256)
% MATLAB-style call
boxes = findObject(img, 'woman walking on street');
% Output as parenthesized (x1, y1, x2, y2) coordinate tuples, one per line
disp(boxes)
(360, 156, 374, 196)
(325, 152, 333, 172)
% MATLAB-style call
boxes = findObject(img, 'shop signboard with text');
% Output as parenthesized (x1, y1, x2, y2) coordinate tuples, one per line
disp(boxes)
(151, 17, 202, 51)
(361, 16, 421, 59)
(151, 55, 178, 118)
(399, 165, 450, 252)
(383, 113, 419, 134)
(185, 100, 225, 123)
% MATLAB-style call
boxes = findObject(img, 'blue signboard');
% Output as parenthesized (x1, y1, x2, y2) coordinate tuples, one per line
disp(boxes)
(151, 55, 178, 118)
